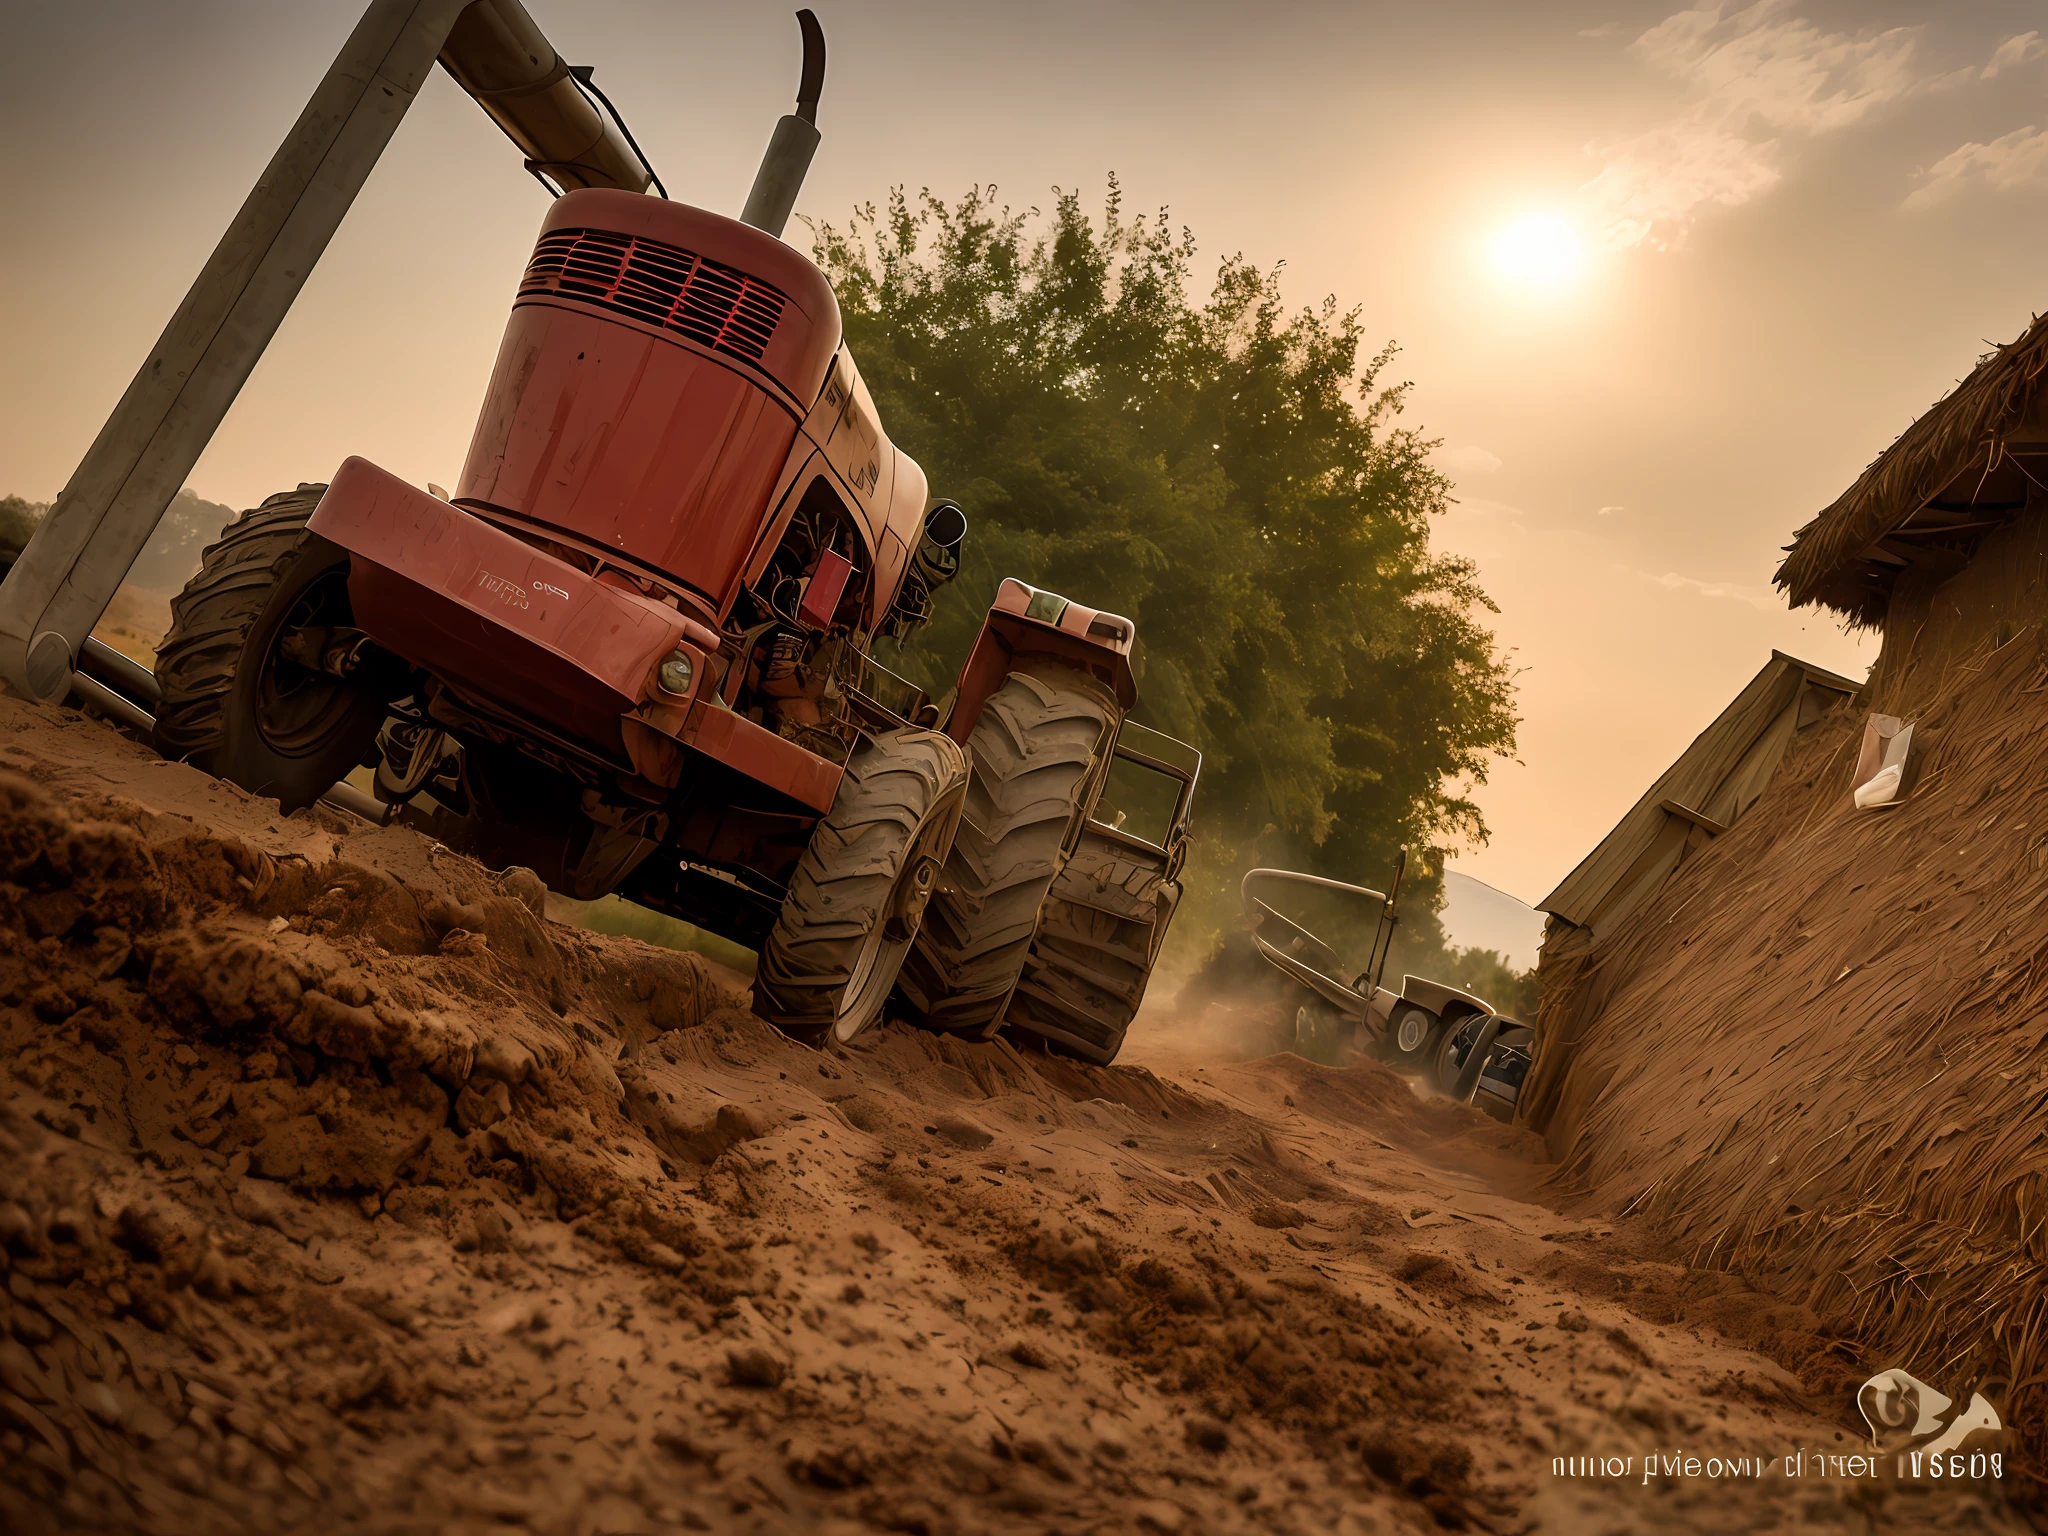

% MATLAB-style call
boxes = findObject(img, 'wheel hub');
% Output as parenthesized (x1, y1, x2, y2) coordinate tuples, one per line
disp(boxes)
(256, 570, 372, 759)
(884, 854, 940, 942)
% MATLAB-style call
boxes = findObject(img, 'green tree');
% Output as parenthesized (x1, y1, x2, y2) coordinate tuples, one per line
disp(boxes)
(0, 495, 44, 578)
(0, 487, 233, 591)
(812, 184, 1517, 963)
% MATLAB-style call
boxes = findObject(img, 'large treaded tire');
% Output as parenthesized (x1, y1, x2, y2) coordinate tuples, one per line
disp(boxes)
(152, 485, 386, 813)
(754, 727, 967, 1047)
(1005, 877, 1177, 1067)
(897, 666, 1114, 1035)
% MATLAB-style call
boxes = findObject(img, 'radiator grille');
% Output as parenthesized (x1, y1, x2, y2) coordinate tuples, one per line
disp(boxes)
(517, 228, 786, 364)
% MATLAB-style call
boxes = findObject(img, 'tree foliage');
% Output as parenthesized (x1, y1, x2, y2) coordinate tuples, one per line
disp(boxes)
(0, 496, 43, 578)
(0, 488, 232, 592)
(812, 184, 1518, 959)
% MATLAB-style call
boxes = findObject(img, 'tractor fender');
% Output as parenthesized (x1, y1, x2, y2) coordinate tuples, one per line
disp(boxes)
(1398, 974, 1493, 1019)
(1363, 984, 1401, 1032)
(945, 579, 1137, 745)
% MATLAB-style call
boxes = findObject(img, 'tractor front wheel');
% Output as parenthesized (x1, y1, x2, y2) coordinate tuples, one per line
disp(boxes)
(152, 486, 389, 813)
(754, 727, 968, 1047)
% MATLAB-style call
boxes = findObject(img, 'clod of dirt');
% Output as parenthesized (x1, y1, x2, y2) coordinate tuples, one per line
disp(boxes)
(637, 1099, 769, 1165)
(419, 894, 485, 938)
(726, 1346, 788, 1389)
(494, 865, 549, 918)
(1184, 1416, 1230, 1454)
(925, 1113, 994, 1149)
(791, 1441, 871, 1489)
(455, 1079, 513, 1131)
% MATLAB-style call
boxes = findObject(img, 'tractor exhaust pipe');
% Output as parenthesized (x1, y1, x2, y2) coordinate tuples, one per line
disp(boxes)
(739, 10, 825, 240)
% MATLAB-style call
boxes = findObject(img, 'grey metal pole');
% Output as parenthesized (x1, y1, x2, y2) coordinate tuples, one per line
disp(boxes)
(0, 0, 470, 703)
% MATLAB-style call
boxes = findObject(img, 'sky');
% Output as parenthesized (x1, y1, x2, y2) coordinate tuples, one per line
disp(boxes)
(4, 1, 2046, 906)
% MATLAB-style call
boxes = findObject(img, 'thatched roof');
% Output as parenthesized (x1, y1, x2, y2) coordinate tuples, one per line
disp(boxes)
(1776, 311, 2048, 626)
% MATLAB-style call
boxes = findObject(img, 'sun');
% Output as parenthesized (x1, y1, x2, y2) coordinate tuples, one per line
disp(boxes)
(1489, 212, 1589, 292)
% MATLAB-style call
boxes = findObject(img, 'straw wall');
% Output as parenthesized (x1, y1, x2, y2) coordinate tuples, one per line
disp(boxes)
(1531, 614, 2048, 1497)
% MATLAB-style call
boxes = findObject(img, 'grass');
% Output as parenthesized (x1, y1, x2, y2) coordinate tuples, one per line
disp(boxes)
(550, 893, 757, 980)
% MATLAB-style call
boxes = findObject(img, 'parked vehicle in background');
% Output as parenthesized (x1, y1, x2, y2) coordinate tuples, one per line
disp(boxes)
(1242, 854, 1534, 1120)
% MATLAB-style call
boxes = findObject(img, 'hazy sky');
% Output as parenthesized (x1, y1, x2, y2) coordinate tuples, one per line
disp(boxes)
(6, 1, 2046, 903)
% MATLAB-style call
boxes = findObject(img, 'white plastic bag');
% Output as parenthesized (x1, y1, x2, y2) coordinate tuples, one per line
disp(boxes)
(1851, 715, 1914, 810)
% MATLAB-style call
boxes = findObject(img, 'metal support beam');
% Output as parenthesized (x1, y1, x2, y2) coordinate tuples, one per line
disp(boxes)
(0, 0, 470, 703)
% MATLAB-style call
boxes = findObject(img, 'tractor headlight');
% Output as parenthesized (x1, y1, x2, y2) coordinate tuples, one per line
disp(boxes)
(657, 650, 694, 696)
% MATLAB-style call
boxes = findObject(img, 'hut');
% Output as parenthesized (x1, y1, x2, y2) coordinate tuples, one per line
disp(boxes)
(1777, 313, 2048, 710)
(1522, 310, 2048, 1490)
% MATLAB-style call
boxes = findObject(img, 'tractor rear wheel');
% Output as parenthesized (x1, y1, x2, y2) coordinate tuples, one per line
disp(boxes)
(754, 727, 967, 1047)
(1003, 884, 1174, 1066)
(152, 486, 389, 813)
(897, 666, 1115, 1035)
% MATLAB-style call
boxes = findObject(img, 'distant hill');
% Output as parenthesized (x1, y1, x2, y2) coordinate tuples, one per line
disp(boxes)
(0, 488, 238, 591)
(1440, 870, 1543, 970)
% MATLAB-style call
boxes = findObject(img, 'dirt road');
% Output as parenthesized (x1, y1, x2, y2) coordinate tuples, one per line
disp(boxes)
(0, 691, 2022, 1534)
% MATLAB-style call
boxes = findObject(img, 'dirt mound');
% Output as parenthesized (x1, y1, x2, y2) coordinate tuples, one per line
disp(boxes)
(0, 693, 2025, 1535)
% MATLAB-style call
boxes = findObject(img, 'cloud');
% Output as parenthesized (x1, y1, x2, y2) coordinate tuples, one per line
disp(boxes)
(1438, 444, 1503, 476)
(1900, 33, 2048, 206)
(1982, 31, 2046, 80)
(1598, 505, 1627, 516)
(1906, 124, 2048, 207)
(1584, 2, 1934, 248)
(1647, 569, 1778, 609)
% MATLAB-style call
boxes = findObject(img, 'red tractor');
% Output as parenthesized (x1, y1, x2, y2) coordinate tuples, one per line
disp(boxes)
(146, 25, 1198, 1064)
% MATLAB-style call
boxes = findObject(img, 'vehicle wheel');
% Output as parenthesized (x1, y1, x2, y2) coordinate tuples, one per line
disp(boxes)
(755, 727, 968, 1047)
(1381, 1001, 1445, 1074)
(1432, 1013, 1480, 1094)
(897, 666, 1114, 1035)
(1003, 882, 1170, 1066)
(1471, 1024, 1536, 1123)
(152, 486, 389, 813)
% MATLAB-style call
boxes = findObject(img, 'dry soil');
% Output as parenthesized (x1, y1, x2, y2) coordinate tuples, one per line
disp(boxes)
(0, 689, 2024, 1535)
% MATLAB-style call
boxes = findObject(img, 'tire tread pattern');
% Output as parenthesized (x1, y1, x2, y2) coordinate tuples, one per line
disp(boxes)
(899, 669, 1112, 1033)
(152, 487, 327, 763)
(755, 727, 966, 1042)
(1005, 882, 1170, 1065)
